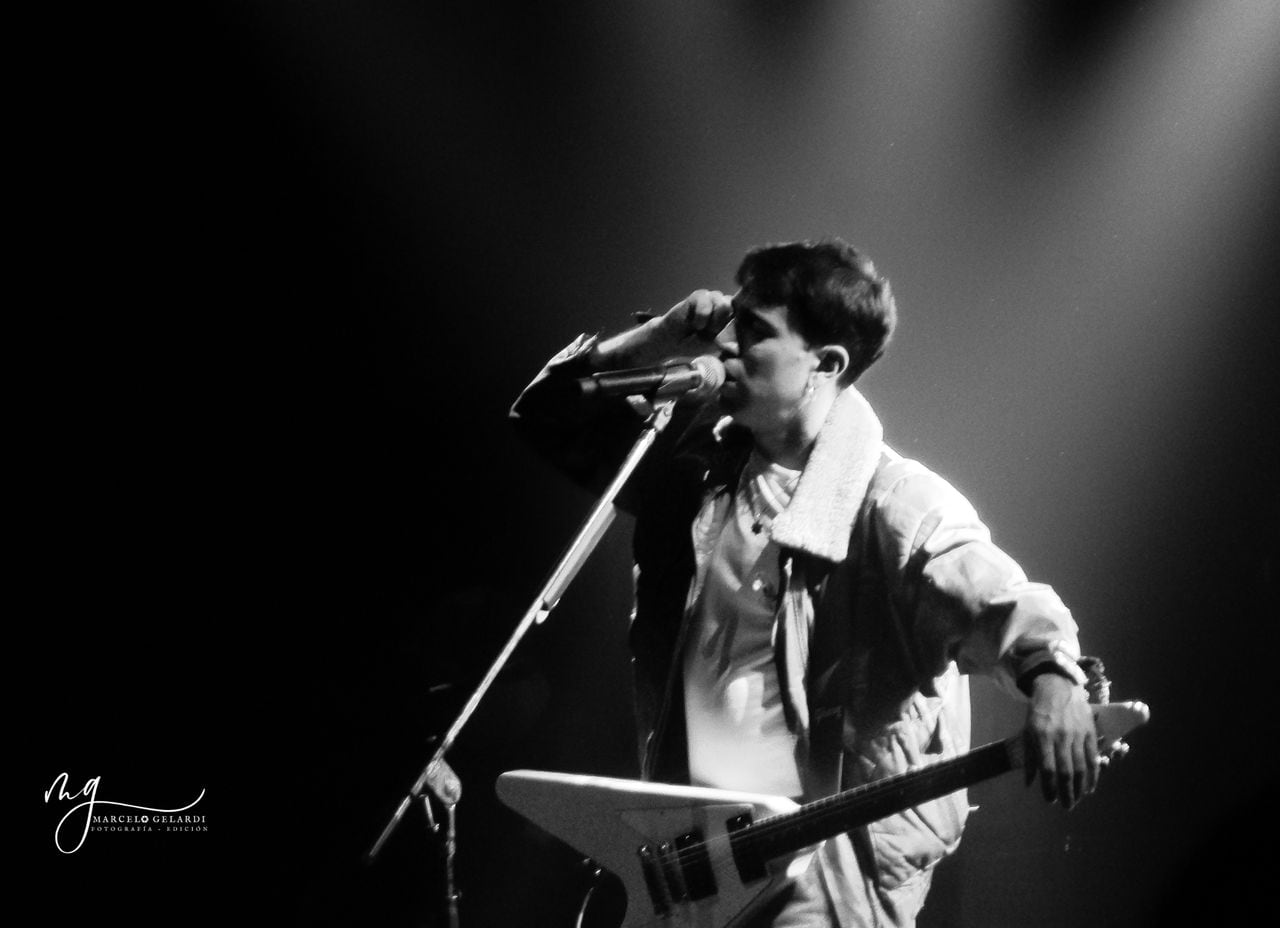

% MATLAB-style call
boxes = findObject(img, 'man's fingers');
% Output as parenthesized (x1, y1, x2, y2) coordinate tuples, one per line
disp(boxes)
(1038, 742, 1056, 803)
(1047, 740, 1068, 808)
(1085, 728, 1101, 794)
(681, 290, 728, 338)
(1058, 739, 1078, 809)
(1034, 734, 1087, 808)
(683, 293, 707, 331)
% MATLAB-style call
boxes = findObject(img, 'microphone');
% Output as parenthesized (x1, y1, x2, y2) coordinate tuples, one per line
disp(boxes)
(577, 355, 725, 401)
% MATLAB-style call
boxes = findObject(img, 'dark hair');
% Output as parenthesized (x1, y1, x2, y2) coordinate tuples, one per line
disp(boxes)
(734, 238, 897, 383)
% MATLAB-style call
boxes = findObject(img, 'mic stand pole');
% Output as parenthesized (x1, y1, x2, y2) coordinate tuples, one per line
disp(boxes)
(366, 397, 679, 927)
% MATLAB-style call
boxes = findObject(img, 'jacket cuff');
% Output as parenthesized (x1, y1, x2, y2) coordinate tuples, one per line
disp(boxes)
(546, 332, 601, 370)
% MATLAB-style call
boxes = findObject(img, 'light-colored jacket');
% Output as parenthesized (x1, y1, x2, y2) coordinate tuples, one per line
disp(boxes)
(512, 335, 1084, 926)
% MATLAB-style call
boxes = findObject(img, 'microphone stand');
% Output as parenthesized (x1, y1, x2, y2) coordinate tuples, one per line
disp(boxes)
(366, 397, 679, 927)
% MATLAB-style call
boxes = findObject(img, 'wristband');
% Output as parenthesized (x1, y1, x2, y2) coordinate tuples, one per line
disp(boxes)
(1017, 659, 1084, 695)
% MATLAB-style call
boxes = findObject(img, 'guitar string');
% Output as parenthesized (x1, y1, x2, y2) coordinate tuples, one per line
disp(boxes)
(651, 740, 1012, 874)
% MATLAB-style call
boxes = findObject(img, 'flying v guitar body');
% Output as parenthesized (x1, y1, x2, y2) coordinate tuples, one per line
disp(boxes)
(497, 772, 809, 928)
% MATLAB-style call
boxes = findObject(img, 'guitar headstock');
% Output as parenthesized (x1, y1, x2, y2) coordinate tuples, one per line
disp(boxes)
(1093, 701, 1150, 763)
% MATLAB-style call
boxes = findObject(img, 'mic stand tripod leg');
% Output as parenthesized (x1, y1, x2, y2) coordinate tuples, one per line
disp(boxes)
(444, 803, 459, 928)
(421, 795, 459, 928)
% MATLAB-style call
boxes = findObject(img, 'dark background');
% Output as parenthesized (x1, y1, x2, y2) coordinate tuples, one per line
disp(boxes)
(27, 1, 1278, 925)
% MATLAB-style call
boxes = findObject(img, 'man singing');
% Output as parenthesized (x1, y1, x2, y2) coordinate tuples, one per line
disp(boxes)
(511, 239, 1098, 926)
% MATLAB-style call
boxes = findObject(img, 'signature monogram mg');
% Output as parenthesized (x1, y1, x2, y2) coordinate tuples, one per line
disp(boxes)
(43, 772, 207, 854)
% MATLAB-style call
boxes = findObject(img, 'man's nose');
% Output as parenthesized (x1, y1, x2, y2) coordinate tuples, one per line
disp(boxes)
(714, 319, 738, 358)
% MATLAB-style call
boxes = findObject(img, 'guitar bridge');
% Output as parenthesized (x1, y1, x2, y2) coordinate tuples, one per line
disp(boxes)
(637, 827, 717, 915)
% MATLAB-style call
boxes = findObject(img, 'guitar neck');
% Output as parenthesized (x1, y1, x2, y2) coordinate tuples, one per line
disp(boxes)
(738, 738, 1018, 864)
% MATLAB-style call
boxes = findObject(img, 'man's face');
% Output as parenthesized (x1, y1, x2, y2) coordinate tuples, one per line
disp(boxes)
(717, 292, 821, 434)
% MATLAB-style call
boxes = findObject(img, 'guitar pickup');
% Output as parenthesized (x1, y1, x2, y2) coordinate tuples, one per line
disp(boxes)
(655, 840, 689, 903)
(637, 843, 672, 916)
(637, 828, 718, 915)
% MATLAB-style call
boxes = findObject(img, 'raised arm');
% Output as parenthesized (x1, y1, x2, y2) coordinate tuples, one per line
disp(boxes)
(509, 291, 733, 502)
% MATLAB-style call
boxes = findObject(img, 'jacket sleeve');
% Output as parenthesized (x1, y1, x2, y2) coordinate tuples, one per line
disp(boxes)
(870, 459, 1085, 699)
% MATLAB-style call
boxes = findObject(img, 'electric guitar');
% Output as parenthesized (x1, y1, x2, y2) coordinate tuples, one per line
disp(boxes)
(497, 699, 1148, 928)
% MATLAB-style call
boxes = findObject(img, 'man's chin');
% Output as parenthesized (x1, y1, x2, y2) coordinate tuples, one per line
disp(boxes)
(716, 390, 743, 414)
(718, 379, 744, 406)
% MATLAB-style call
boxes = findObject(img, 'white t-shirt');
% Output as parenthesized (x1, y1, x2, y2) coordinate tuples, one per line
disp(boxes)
(683, 450, 804, 797)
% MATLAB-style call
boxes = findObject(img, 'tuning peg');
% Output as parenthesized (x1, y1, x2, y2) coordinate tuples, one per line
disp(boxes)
(1108, 740, 1130, 762)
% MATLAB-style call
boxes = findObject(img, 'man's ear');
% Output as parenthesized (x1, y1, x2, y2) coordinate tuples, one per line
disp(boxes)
(816, 345, 850, 381)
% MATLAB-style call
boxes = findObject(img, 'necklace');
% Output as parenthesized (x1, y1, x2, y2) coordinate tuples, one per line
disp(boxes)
(741, 463, 801, 535)
(744, 477, 770, 535)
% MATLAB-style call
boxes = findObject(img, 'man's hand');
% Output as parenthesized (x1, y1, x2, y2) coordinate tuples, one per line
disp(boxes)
(593, 290, 734, 369)
(1024, 673, 1100, 809)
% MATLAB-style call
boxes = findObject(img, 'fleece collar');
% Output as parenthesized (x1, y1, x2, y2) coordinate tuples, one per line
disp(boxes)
(712, 387, 884, 563)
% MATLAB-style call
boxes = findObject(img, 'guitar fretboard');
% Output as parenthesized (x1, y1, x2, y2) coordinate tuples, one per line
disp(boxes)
(736, 739, 1015, 862)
